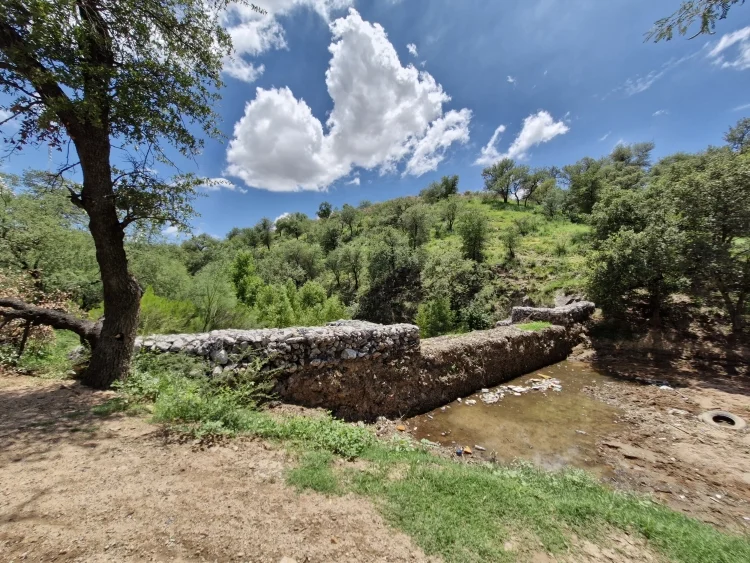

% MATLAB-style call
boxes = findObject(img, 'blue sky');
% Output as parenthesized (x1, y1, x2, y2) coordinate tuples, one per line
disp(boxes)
(2, 0, 750, 238)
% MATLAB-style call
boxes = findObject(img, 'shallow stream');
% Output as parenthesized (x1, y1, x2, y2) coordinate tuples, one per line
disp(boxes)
(408, 360, 622, 476)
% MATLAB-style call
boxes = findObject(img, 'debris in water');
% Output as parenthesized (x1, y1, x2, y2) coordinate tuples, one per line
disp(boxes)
(465, 399, 477, 406)
(475, 445, 486, 451)
(481, 388, 489, 393)
(457, 398, 462, 403)
(440, 406, 446, 411)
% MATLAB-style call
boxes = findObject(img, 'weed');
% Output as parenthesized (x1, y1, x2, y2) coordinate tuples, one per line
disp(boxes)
(287, 451, 339, 494)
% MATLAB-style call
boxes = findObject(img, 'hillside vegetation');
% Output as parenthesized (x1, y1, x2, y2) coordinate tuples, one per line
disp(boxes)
(2, 119, 749, 360)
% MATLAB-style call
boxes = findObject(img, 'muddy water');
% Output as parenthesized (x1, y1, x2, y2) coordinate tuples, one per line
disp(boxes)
(409, 360, 621, 475)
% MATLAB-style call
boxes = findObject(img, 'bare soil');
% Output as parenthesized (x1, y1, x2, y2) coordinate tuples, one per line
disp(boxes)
(587, 353, 750, 532)
(0, 374, 436, 563)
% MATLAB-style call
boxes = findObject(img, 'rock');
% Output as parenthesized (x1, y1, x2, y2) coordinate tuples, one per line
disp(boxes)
(396, 424, 406, 432)
(210, 349, 229, 365)
(341, 348, 358, 360)
(67, 346, 87, 362)
(495, 319, 512, 327)
(521, 295, 535, 307)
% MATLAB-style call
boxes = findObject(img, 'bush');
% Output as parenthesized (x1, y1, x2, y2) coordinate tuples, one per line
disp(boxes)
(456, 211, 489, 262)
(415, 297, 455, 337)
(139, 286, 197, 335)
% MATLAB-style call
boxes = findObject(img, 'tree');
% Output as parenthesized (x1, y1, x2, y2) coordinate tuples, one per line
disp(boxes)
(648, 0, 744, 42)
(0, 0, 247, 387)
(500, 227, 520, 261)
(562, 157, 605, 216)
(519, 168, 550, 206)
(482, 159, 515, 203)
(275, 212, 309, 239)
(440, 196, 460, 231)
(317, 201, 333, 220)
(181, 234, 221, 275)
(509, 164, 529, 205)
(456, 211, 489, 262)
(725, 117, 750, 153)
(230, 251, 264, 307)
(400, 204, 432, 249)
(358, 228, 423, 324)
(672, 147, 750, 333)
(255, 218, 274, 250)
(420, 175, 459, 203)
(340, 204, 359, 238)
(339, 243, 364, 291)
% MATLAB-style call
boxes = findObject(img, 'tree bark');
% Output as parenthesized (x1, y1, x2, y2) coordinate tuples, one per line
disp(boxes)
(75, 134, 142, 389)
(0, 297, 101, 347)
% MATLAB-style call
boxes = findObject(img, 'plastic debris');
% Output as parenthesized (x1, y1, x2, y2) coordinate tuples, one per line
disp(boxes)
(465, 399, 477, 406)
(474, 445, 486, 451)
(575, 430, 587, 435)
(463, 446, 473, 455)
(480, 391, 502, 404)
(396, 424, 406, 432)
(659, 385, 673, 391)
(455, 446, 464, 456)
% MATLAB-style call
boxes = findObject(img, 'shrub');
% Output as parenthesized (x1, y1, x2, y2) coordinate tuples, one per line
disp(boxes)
(416, 297, 455, 337)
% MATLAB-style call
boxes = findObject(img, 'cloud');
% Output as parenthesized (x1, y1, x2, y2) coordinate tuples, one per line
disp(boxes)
(616, 52, 699, 97)
(507, 75, 516, 85)
(733, 102, 750, 111)
(0, 108, 20, 130)
(221, 0, 354, 83)
(226, 9, 471, 192)
(475, 111, 569, 165)
(347, 176, 361, 185)
(199, 177, 248, 194)
(162, 225, 180, 237)
(474, 125, 506, 166)
(407, 43, 418, 57)
(652, 109, 668, 117)
(599, 131, 611, 142)
(274, 212, 291, 224)
(708, 26, 750, 70)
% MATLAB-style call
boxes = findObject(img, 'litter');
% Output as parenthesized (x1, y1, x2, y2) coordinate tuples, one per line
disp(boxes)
(465, 399, 477, 406)
(475, 445, 486, 451)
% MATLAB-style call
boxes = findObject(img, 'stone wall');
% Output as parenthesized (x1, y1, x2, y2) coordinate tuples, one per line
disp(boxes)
(137, 320, 585, 421)
(135, 320, 419, 375)
(510, 301, 596, 326)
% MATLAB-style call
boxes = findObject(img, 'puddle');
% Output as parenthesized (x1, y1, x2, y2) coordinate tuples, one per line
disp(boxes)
(409, 360, 622, 476)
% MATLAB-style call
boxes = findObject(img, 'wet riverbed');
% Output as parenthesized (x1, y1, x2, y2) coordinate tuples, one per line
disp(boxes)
(409, 360, 622, 475)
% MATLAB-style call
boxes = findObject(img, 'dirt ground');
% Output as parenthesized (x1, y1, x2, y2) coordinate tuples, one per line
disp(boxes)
(0, 374, 438, 563)
(587, 353, 750, 532)
(1, 354, 748, 562)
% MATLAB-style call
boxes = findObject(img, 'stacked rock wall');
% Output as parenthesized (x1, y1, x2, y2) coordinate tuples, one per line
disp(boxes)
(510, 301, 596, 326)
(135, 320, 420, 375)
(137, 319, 586, 421)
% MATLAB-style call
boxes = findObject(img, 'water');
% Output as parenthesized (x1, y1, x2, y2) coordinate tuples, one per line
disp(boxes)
(409, 360, 621, 476)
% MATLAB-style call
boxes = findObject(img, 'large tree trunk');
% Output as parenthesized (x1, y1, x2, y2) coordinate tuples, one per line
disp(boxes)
(76, 135, 142, 389)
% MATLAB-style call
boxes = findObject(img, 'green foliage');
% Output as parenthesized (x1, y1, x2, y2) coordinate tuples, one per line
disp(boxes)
(317, 202, 333, 219)
(500, 227, 520, 260)
(456, 211, 489, 262)
(255, 218, 274, 250)
(648, 0, 745, 42)
(420, 175, 459, 204)
(139, 287, 197, 334)
(440, 196, 460, 232)
(0, 329, 80, 379)
(400, 204, 432, 249)
(358, 228, 423, 324)
(259, 239, 323, 287)
(230, 251, 264, 307)
(482, 158, 516, 203)
(340, 204, 359, 237)
(275, 212, 310, 240)
(415, 297, 455, 337)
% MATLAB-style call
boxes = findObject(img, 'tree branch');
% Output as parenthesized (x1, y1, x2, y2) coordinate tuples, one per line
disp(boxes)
(0, 297, 101, 347)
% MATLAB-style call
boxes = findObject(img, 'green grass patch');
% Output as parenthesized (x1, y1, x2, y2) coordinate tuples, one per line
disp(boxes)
(515, 321, 552, 331)
(287, 451, 340, 494)
(0, 329, 81, 379)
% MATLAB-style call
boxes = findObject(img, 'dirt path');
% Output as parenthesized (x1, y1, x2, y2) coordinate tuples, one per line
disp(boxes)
(587, 354, 750, 532)
(0, 374, 436, 563)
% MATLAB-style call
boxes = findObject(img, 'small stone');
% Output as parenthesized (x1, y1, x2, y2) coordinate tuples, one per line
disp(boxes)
(396, 424, 406, 432)
(341, 348, 358, 360)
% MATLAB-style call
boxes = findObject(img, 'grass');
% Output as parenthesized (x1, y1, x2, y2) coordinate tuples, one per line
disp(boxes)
(87, 351, 750, 563)
(515, 321, 552, 331)
(0, 329, 81, 379)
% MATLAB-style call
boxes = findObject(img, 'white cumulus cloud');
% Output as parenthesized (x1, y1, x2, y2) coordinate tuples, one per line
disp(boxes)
(708, 25, 750, 70)
(162, 225, 180, 237)
(475, 111, 568, 165)
(507, 75, 516, 85)
(221, 0, 354, 82)
(599, 131, 611, 142)
(652, 109, 668, 117)
(347, 176, 361, 185)
(407, 43, 418, 57)
(226, 9, 471, 192)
